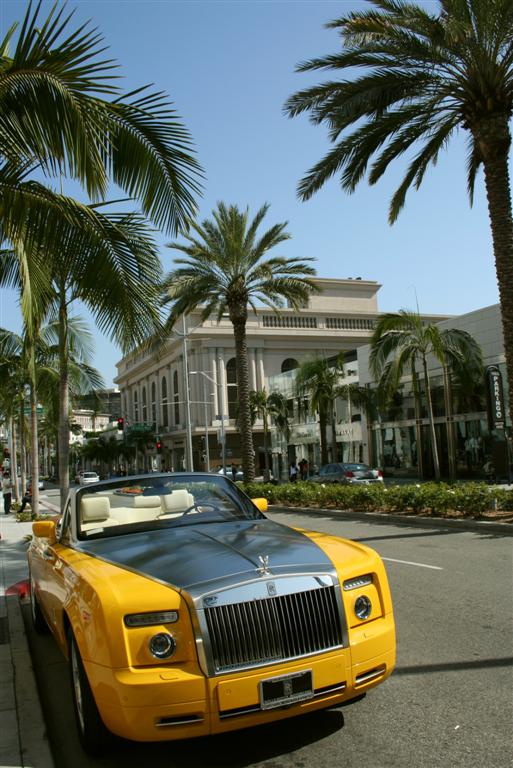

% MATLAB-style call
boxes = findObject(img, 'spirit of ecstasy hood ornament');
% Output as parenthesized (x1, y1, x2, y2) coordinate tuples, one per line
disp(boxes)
(257, 554, 271, 576)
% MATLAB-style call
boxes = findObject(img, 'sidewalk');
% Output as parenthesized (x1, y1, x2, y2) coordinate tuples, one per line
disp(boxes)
(0, 502, 55, 768)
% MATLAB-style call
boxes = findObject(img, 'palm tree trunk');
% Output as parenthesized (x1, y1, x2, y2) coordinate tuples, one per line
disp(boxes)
(29, 379, 39, 516)
(10, 417, 20, 502)
(422, 357, 440, 481)
(263, 416, 270, 481)
(319, 408, 329, 465)
(58, 287, 70, 511)
(232, 318, 256, 482)
(477, 119, 513, 421)
(411, 365, 424, 479)
(330, 408, 338, 462)
(19, 400, 27, 495)
(443, 361, 456, 481)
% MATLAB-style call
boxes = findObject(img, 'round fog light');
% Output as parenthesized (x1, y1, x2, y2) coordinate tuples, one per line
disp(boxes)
(149, 632, 176, 659)
(354, 594, 372, 620)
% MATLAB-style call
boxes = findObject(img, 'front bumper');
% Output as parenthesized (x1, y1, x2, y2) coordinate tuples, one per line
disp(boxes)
(85, 615, 395, 742)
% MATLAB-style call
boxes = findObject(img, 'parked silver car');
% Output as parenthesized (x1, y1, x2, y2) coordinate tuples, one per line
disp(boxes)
(312, 463, 384, 485)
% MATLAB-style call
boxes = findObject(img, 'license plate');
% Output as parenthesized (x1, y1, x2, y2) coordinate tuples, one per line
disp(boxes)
(259, 670, 313, 710)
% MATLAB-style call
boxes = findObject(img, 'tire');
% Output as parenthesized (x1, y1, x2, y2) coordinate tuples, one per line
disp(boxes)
(68, 631, 110, 755)
(29, 574, 48, 634)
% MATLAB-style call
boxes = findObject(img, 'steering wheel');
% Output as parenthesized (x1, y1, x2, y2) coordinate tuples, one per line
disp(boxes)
(182, 502, 220, 515)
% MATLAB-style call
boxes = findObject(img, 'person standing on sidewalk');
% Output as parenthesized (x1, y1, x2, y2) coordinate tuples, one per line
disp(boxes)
(2, 471, 12, 514)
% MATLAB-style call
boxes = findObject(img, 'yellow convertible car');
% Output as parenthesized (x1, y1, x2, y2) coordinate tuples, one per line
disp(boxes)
(28, 473, 395, 753)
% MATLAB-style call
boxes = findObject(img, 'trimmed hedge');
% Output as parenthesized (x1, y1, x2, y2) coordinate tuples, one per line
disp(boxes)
(241, 481, 513, 519)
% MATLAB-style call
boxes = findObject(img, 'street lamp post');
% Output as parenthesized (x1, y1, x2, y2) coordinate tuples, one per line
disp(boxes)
(190, 369, 226, 472)
(170, 315, 194, 471)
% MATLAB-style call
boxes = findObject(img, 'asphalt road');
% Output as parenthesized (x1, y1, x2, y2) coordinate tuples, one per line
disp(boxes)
(24, 509, 513, 768)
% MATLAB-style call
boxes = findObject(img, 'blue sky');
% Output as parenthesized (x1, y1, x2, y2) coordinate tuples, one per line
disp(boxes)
(1, 0, 499, 386)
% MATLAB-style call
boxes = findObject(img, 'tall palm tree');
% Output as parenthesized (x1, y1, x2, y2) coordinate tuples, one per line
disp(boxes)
(295, 355, 344, 465)
(165, 202, 318, 481)
(285, 0, 513, 417)
(370, 310, 482, 480)
(0, 1, 203, 503)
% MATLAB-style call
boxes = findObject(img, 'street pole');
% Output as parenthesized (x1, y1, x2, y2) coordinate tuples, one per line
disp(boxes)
(182, 314, 194, 472)
(190, 369, 225, 471)
(202, 374, 210, 472)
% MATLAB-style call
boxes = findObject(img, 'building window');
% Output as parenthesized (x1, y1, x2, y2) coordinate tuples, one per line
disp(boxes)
(161, 377, 168, 427)
(173, 370, 180, 425)
(142, 386, 147, 423)
(134, 391, 139, 422)
(226, 358, 238, 419)
(282, 358, 299, 373)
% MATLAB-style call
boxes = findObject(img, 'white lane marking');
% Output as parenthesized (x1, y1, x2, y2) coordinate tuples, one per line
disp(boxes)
(382, 557, 443, 571)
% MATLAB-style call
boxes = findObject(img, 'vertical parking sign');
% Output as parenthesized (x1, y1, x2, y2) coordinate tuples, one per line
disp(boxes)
(486, 366, 506, 431)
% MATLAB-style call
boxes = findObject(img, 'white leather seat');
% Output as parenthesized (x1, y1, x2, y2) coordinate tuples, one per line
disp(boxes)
(161, 490, 195, 517)
(80, 496, 119, 531)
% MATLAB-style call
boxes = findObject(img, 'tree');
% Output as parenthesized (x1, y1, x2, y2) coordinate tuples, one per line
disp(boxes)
(165, 202, 318, 481)
(370, 310, 482, 480)
(285, 0, 513, 420)
(0, 1, 202, 509)
(249, 389, 291, 480)
(295, 355, 344, 465)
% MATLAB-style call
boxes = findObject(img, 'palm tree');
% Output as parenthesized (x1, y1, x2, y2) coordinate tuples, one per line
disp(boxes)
(295, 355, 344, 465)
(249, 389, 291, 480)
(165, 202, 318, 481)
(370, 310, 482, 480)
(0, 1, 202, 504)
(285, 0, 513, 417)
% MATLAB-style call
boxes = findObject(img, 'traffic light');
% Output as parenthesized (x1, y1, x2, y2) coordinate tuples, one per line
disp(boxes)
(156, 440, 162, 454)
(117, 417, 124, 431)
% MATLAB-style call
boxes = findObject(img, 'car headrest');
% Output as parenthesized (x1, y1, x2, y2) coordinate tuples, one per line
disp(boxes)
(81, 496, 111, 522)
(162, 489, 194, 512)
(133, 494, 161, 508)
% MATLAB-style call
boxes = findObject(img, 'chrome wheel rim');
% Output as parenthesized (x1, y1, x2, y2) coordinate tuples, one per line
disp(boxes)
(71, 642, 85, 733)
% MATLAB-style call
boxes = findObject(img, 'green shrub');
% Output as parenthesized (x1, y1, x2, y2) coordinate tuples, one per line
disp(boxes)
(240, 480, 513, 519)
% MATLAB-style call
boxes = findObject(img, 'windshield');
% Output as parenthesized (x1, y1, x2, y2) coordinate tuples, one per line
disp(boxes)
(76, 473, 263, 539)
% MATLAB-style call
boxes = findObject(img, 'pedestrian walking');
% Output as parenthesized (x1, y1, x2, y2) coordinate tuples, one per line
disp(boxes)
(289, 462, 298, 482)
(2, 471, 12, 514)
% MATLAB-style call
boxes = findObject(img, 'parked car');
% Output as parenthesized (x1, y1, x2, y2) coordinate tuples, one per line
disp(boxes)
(212, 465, 244, 481)
(27, 476, 44, 491)
(28, 472, 395, 753)
(78, 471, 100, 486)
(312, 462, 384, 485)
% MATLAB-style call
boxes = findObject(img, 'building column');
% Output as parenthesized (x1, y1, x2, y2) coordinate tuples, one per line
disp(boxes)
(257, 349, 265, 390)
(217, 350, 228, 419)
(209, 349, 219, 417)
(250, 349, 257, 391)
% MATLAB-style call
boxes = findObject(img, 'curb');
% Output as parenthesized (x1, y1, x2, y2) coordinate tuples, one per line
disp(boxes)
(6, 594, 55, 768)
(269, 505, 513, 535)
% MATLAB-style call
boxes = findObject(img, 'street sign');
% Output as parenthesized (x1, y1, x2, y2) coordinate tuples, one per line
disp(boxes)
(486, 366, 506, 431)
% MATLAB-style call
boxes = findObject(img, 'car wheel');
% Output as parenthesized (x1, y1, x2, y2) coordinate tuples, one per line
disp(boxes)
(68, 631, 110, 755)
(29, 574, 48, 634)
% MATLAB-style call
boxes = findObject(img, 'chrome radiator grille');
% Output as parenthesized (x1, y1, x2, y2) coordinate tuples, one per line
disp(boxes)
(204, 585, 343, 673)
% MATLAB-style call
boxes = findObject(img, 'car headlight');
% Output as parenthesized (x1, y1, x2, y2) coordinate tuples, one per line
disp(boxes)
(124, 610, 178, 627)
(343, 574, 372, 591)
(149, 632, 176, 659)
(354, 595, 372, 620)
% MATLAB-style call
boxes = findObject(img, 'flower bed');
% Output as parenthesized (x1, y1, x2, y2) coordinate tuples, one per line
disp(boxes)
(240, 481, 513, 520)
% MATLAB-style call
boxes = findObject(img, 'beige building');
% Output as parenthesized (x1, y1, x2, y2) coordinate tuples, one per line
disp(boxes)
(115, 278, 390, 473)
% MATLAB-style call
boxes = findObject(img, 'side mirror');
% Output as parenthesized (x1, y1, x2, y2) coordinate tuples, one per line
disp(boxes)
(252, 497, 268, 513)
(32, 520, 57, 544)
